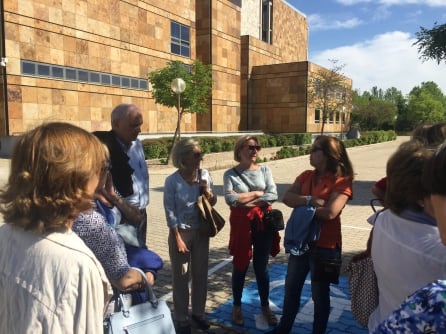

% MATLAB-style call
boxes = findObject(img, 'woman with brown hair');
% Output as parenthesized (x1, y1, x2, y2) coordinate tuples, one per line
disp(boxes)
(269, 135, 354, 334)
(368, 140, 446, 332)
(0, 122, 111, 333)
(223, 135, 279, 327)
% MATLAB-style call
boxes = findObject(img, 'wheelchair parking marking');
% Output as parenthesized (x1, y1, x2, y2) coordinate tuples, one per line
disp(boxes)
(209, 263, 368, 334)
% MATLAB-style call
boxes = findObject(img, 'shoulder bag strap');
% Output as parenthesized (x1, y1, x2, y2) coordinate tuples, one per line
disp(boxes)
(232, 167, 253, 191)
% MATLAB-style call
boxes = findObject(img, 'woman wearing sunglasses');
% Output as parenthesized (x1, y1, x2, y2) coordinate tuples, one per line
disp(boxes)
(163, 138, 216, 334)
(268, 135, 353, 334)
(223, 135, 279, 327)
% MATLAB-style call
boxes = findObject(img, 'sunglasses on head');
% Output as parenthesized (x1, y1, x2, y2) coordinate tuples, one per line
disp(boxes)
(247, 145, 261, 152)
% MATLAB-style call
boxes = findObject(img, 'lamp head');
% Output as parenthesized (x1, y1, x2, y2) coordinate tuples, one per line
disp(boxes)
(171, 78, 186, 94)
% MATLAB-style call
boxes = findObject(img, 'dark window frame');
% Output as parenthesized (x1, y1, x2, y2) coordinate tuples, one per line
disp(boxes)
(171, 21, 190, 57)
(20, 60, 148, 91)
(315, 109, 321, 124)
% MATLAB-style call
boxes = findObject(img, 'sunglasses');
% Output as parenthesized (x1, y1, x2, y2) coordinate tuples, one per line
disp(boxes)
(193, 152, 204, 159)
(247, 145, 261, 152)
(310, 146, 323, 153)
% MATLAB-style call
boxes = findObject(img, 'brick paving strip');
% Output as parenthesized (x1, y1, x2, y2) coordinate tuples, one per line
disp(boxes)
(0, 136, 407, 333)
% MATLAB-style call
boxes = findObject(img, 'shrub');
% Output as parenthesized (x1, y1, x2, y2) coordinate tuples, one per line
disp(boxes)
(141, 130, 395, 160)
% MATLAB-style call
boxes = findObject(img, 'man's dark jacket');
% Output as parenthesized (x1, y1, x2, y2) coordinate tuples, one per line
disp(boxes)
(93, 131, 134, 197)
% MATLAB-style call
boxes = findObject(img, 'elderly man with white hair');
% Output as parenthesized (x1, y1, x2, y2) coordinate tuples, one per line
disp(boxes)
(94, 103, 150, 246)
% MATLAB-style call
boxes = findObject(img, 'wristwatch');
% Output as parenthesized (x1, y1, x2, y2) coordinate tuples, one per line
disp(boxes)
(306, 195, 312, 206)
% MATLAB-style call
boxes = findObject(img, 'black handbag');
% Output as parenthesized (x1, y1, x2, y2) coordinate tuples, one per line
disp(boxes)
(263, 208, 284, 231)
(312, 254, 342, 284)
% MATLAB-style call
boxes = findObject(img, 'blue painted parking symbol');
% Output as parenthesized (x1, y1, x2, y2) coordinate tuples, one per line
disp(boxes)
(209, 264, 368, 333)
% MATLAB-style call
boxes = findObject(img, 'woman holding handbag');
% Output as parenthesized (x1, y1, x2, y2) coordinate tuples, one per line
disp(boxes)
(223, 135, 279, 327)
(268, 135, 353, 334)
(163, 138, 216, 334)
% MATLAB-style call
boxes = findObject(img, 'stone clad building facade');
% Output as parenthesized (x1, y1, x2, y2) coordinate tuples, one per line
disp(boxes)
(0, 0, 351, 137)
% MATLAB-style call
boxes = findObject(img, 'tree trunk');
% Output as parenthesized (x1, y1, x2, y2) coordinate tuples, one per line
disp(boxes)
(165, 108, 183, 165)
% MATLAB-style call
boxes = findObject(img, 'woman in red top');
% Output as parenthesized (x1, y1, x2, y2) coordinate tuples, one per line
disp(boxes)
(268, 135, 353, 334)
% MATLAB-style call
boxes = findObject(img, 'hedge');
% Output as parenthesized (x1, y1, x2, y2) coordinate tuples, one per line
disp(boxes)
(141, 130, 396, 160)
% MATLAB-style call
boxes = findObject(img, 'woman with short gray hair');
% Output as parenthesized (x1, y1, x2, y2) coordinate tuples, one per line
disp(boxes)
(163, 138, 217, 334)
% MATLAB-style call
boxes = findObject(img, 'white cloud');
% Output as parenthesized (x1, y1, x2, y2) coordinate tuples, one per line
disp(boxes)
(308, 14, 363, 31)
(310, 31, 446, 95)
(336, 0, 446, 7)
(371, 5, 392, 21)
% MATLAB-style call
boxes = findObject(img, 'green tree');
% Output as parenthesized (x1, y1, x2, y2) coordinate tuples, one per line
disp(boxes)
(414, 22, 446, 64)
(148, 60, 212, 162)
(404, 82, 446, 127)
(307, 59, 351, 134)
(351, 90, 398, 131)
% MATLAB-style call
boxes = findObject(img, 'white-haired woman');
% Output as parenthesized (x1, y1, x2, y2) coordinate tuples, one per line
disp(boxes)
(163, 138, 217, 334)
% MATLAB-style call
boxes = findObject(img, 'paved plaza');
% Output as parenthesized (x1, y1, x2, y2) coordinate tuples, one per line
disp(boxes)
(0, 136, 407, 333)
(145, 136, 406, 333)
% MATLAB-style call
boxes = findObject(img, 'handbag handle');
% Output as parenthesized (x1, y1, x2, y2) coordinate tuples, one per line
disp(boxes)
(118, 267, 159, 315)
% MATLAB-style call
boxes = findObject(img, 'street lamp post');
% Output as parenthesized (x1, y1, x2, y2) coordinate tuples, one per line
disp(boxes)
(171, 77, 186, 111)
(170, 78, 186, 139)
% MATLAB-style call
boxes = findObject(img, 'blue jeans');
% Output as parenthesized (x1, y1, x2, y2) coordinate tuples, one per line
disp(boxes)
(232, 226, 273, 307)
(276, 247, 341, 334)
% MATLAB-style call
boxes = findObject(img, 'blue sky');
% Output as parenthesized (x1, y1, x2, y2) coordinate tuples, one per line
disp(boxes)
(286, 0, 446, 95)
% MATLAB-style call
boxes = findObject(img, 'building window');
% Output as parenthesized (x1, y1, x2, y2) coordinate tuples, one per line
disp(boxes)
(171, 21, 190, 57)
(315, 109, 320, 124)
(21, 60, 148, 91)
(335, 111, 340, 124)
(262, 0, 273, 44)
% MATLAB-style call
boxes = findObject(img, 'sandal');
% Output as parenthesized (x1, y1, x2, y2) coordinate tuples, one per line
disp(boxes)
(262, 306, 278, 326)
(232, 305, 244, 326)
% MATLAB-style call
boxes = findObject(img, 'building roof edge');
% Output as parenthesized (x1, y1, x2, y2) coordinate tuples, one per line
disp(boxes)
(281, 0, 306, 18)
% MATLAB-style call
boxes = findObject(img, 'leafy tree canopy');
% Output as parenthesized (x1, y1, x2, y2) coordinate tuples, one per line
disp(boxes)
(414, 22, 446, 64)
(148, 60, 212, 114)
(351, 89, 398, 131)
(148, 60, 212, 163)
(406, 81, 446, 125)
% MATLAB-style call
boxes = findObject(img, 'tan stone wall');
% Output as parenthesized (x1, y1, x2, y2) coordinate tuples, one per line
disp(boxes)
(3, 0, 350, 136)
(250, 62, 308, 132)
(3, 0, 197, 134)
(196, 0, 241, 132)
(273, 0, 308, 63)
(240, 0, 309, 132)
(249, 60, 352, 134)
